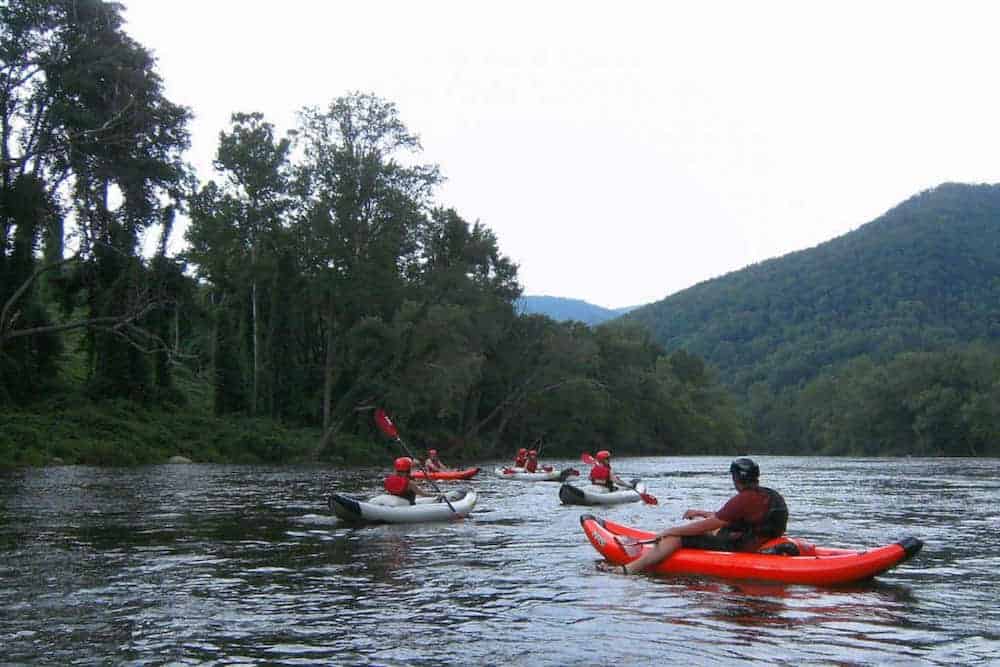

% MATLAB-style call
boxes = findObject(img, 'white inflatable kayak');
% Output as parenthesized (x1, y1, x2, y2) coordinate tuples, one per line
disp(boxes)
(558, 480, 649, 506)
(494, 466, 579, 482)
(328, 488, 477, 523)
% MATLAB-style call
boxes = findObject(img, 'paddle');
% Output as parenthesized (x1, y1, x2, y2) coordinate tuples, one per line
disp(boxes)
(580, 452, 658, 505)
(614, 534, 662, 557)
(374, 408, 457, 513)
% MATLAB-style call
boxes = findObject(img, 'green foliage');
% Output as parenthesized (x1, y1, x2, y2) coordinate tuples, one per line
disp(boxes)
(629, 183, 1000, 455)
(0, 393, 326, 468)
(1, 6, 739, 467)
(2, 0, 191, 402)
(756, 344, 1000, 456)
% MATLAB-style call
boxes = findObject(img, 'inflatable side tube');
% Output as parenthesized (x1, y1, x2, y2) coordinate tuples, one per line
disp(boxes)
(328, 494, 363, 521)
(559, 483, 587, 505)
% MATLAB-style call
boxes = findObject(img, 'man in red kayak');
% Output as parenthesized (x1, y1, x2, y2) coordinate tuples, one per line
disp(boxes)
(384, 457, 433, 505)
(604, 457, 788, 574)
(424, 449, 451, 473)
(589, 450, 628, 491)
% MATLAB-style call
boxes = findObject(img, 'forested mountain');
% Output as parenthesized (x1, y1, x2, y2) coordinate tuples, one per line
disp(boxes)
(627, 183, 1000, 455)
(518, 295, 638, 325)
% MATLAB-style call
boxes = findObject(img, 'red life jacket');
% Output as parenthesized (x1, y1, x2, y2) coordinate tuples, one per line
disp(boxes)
(590, 463, 611, 484)
(384, 474, 409, 495)
(525, 458, 538, 472)
(514, 455, 527, 467)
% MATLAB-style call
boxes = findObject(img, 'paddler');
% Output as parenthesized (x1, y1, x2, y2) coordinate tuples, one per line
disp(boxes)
(513, 447, 528, 468)
(589, 450, 628, 491)
(424, 448, 450, 473)
(384, 457, 433, 505)
(600, 457, 788, 574)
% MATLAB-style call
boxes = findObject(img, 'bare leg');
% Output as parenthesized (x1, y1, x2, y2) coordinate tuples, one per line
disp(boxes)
(624, 536, 682, 574)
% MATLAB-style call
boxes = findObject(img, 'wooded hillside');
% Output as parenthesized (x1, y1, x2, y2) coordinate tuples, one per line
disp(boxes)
(627, 183, 1000, 455)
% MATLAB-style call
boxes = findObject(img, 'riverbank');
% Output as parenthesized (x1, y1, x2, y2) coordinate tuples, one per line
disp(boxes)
(0, 394, 384, 468)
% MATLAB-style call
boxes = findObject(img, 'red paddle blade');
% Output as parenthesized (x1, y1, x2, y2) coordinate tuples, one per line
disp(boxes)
(640, 492, 659, 505)
(374, 408, 399, 439)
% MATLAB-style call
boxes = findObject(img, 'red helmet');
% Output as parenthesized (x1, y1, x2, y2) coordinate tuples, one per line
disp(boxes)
(518, 448, 527, 455)
(428, 449, 438, 457)
(528, 449, 537, 457)
(394, 457, 412, 472)
(596, 450, 611, 461)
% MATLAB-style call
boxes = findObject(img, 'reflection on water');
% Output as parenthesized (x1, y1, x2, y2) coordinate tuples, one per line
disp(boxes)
(2, 458, 999, 664)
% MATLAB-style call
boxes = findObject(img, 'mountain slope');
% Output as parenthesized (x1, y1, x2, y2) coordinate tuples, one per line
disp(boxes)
(518, 295, 639, 325)
(626, 183, 1000, 393)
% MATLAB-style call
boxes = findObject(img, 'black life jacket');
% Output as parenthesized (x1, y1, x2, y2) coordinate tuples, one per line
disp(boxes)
(724, 486, 788, 543)
(756, 487, 788, 539)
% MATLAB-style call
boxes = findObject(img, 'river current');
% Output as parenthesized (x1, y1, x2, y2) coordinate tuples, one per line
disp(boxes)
(2, 456, 997, 665)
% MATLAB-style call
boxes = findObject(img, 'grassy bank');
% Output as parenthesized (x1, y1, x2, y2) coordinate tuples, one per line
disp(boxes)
(0, 393, 389, 468)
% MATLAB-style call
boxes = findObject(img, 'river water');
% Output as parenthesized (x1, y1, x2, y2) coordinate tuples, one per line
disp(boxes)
(1, 456, 997, 665)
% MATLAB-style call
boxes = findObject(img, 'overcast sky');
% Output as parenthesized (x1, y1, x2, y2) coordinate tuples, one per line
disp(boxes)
(120, 0, 1000, 309)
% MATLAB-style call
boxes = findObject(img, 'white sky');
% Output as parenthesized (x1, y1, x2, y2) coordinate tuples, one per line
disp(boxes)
(121, 0, 1000, 309)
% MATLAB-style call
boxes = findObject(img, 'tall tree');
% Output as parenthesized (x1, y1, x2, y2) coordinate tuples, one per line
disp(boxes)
(185, 112, 293, 416)
(1, 0, 191, 401)
(295, 92, 440, 447)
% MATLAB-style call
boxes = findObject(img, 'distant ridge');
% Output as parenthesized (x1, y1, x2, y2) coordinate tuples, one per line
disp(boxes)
(625, 182, 1000, 392)
(518, 295, 641, 325)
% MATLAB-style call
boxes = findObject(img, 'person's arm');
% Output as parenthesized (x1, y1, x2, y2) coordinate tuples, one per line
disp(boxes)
(656, 515, 727, 539)
(409, 480, 433, 497)
(682, 508, 715, 520)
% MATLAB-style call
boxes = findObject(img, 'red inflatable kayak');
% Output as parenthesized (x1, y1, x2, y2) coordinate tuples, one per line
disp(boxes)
(411, 466, 480, 480)
(581, 514, 923, 586)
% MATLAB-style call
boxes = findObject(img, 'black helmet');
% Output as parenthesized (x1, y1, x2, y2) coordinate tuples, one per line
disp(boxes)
(730, 457, 760, 483)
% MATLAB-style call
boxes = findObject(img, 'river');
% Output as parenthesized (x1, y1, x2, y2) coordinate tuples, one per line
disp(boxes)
(1, 456, 997, 665)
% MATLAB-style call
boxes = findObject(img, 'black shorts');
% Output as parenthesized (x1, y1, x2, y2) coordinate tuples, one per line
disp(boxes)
(681, 529, 756, 552)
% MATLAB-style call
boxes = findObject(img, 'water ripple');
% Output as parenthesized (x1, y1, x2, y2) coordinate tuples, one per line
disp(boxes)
(1, 457, 997, 664)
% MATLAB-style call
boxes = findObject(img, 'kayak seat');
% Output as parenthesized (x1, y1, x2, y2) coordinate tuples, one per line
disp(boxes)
(758, 536, 817, 556)
(369, 494, 412, 507)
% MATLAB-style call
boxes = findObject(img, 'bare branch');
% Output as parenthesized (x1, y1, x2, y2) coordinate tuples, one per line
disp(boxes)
(0, 252, 80, 333)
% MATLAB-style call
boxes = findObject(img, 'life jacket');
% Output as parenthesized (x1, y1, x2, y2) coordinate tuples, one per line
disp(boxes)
(757, 487, 789, 538)
(590, 463, 614, 489)
(514, 454, 527, 467)
(525, 458, 538, 472)
(726, 486, 788, 544)
(384, 474, 416, 504)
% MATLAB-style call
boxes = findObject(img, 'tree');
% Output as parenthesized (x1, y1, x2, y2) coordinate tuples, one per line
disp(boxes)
(295, 92, 441, 448)
(1, 0, 191, 401)
(185, 112, 293, 416)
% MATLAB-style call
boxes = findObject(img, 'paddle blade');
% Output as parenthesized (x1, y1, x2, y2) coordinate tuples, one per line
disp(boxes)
(640, 492, 659, 505)
(581, 452, 596, 465)
(557, 468, 580, 482)
(374, 408, 399, 439)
